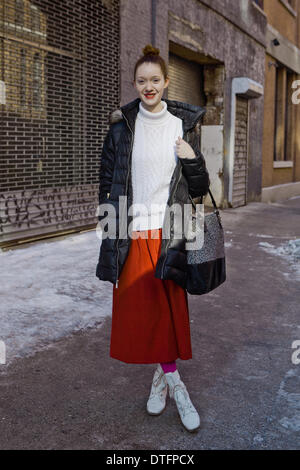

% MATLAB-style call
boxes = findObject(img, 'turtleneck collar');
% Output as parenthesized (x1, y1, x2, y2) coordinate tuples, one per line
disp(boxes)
(138, 100, 169, 125)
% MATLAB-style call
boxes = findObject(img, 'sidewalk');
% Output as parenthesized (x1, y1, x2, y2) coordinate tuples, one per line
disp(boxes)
(0, 197, 299, 449)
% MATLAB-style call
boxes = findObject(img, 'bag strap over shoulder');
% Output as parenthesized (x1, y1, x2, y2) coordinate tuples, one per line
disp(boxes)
(189, 188, 223, 228)
(190, 188, 218, 211)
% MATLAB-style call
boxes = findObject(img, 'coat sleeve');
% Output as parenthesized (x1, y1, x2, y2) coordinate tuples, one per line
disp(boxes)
(98, 126, 115, 229)
(180, 126, 210, 199)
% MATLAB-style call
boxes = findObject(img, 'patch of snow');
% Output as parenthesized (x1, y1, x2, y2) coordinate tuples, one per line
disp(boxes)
(258, 241, 279, 251)
(281, 323, 300, 329)
(248, 233, 297, 239)
(276, 369, 300, 432)
(258, 239, 300, 280)
(248, 233, 279, 238)
(253, 434, 264, 444)
(0, 231, 112, 365)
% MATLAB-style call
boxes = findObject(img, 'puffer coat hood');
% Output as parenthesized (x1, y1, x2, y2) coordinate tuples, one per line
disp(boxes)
(96, 97, 210, 289)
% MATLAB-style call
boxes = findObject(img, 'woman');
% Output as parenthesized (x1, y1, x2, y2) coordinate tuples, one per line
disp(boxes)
(96, 44, 210, 432)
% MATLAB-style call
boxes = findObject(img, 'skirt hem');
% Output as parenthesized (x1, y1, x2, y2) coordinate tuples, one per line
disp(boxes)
(110, 354, 192, 364)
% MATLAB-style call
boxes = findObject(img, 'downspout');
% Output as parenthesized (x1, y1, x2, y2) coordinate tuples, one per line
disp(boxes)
(151, 0, 156, 46)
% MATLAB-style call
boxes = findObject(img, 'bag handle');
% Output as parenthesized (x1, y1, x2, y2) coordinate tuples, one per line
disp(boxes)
(190, 188, 218, 211)
(189, 187, 223, 228)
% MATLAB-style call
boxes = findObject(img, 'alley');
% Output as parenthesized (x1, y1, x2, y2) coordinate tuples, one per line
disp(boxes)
(0, 197, 299, 450)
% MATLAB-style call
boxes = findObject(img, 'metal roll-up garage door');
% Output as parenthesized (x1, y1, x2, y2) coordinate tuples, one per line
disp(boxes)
(232, 96, 248, 207)
(168, 53, 204, 106)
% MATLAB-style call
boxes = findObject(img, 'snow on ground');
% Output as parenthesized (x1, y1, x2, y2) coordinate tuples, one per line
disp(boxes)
(1, 228, 299, 366)
(258, 239, 300, 281)
(0, 230, 111, 365)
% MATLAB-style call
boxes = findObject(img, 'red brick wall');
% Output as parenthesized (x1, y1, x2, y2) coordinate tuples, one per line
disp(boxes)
(0, 0, 120, 241)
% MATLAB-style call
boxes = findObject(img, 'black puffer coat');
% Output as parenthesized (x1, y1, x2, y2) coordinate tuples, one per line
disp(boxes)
(96, 97, 210, 289)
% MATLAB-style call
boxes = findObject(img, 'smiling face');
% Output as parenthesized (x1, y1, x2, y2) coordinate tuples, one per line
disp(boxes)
(133, 62, 170, 113)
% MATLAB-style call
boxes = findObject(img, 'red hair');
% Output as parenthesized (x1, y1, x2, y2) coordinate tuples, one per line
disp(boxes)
(134, 44, 168, 81)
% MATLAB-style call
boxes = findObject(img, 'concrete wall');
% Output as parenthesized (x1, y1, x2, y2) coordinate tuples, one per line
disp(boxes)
(261, 0, 300, 195)
(264, 0, 299, 45)
(119, 0, 266, 207)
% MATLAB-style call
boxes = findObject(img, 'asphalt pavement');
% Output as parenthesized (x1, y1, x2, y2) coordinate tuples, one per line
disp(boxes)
(0, 197, 299, 450)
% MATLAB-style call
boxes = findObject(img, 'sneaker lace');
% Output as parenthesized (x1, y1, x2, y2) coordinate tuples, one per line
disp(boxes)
(149, 370, 167, 399)
(174, 385, 197, 419)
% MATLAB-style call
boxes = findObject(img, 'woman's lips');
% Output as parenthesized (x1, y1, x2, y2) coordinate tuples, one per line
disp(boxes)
(144, 93, 156, 99)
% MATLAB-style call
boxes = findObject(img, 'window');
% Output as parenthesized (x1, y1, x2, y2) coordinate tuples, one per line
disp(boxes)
(20, 49, 26, 107)
(274, 65, 294, 161)
(31, 6, 41, 32)
(281, 0, 297, 12)
(274, 65, 283, 161)
(15, 0, 24, 27)
(253, 0, 264, 9)
(33, 53, 41, 109)
(284, 69, 294, 161)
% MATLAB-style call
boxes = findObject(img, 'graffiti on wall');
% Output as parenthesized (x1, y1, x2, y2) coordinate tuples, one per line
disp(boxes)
(0, 185, 98, 234)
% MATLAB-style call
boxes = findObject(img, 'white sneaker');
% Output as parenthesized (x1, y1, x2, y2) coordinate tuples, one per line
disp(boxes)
(164, 369, 200, 432)
(146, 364, 168, 416)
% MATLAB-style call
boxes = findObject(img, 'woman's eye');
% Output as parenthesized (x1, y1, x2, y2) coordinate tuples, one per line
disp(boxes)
(138, 79, 160, 84)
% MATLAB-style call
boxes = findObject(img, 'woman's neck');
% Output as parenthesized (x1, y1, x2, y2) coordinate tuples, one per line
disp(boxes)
(140, 100, 164, 114)
(138, 100, 168, 125)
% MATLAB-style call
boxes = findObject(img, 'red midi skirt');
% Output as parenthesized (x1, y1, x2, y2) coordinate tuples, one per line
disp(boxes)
(110, 227, 192, 364)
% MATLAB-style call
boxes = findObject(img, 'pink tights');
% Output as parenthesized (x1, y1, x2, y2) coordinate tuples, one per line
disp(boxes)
(160, 361, 177, 374)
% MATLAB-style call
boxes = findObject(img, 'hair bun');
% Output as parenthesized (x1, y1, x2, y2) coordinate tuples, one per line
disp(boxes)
(142, 44, 160, 56)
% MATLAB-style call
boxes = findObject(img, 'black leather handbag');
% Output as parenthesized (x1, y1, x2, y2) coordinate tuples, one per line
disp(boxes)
(185, 189, 226, 295)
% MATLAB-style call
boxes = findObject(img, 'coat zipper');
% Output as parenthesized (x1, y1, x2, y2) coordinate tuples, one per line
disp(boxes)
(161, 165, 183, 279)
(115, 113, 134, 288)
(160, 127, 188, 279)
(159, 128, 193, 279)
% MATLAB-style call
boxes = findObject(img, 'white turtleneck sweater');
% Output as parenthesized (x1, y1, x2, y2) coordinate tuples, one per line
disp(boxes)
(131, 100, 183, 231)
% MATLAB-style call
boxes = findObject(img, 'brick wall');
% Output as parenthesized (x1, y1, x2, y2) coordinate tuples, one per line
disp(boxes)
(0, 0, 120, 242)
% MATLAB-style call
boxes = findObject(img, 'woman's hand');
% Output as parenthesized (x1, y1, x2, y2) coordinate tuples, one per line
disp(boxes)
(175, 136, 196, 160)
